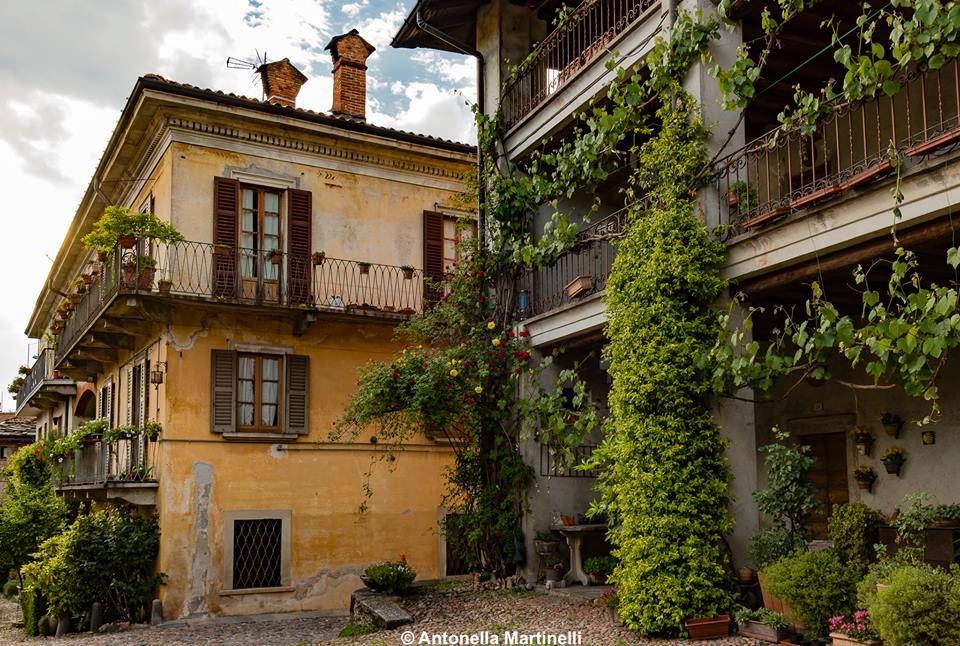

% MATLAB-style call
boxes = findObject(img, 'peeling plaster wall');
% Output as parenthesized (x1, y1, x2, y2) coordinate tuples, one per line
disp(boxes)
(157, 315, 454, 618)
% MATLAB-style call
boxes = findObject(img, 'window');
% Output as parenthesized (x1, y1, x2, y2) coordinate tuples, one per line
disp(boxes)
(211, 350, 308, 436)
(442, 216, 476, 272)
(126, 361, 148, 427)
(237, 354, 282, 431)
(0, 447, 6, 459)
(223, 510, 291, 592)
(240, 186, 282, 281)
(98, 381, 114, 427)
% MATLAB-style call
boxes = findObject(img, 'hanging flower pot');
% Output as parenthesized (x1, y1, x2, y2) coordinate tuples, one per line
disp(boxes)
(81, 274, 93, 285)
(137, 257, 157, 290)
(401, 265, 415, 280)
(854, 466, 877, 492)
(880, 412, 904, 438)
(853, 427, 875, 457)
(881, 446, 906, 476)
(118, 234, 137, 249)
(97, 250, 109, 262)
(268, 249, 284, 266)
(158, 279, 173, 295)
(358, 262, 371, 275)
(311, 251, 326, 266)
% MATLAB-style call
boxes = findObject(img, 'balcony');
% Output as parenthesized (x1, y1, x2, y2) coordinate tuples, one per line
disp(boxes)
(56, 435, 157, 506)
(52, 240, 425, 371)
(14, 348, 76, 417)
(712, 57, 960, 236)
(519, 211, 622, 320)
(501, 0, 661, 133)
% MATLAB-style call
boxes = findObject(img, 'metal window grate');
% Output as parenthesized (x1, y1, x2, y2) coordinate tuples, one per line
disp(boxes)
(540, 443, 598, 478)
(233, 518, 282, 589)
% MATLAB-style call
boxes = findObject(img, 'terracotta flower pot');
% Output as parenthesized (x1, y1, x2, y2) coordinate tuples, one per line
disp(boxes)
(118, 235, 137, 249)
(738, 619, 789, 642)
(830, 632, 881, 646)
(137, 266, 156, 290)
(358, 262, 371, 275)
(684, 615, 729, 639)
(122, 263, 138, 288)
(402, 268, 414, 280)
(158, 280, 173, 295)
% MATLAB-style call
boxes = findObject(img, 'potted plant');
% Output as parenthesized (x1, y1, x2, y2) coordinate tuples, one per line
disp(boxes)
(563, 275, 593, 299)
(96, 250, 109, 262)
(598, 589, 619, 623)
(533, 530, 560, 556)
(881, 445, 906, 476)
(684, 614, 730, 639)
(583, 556, 616, 585)
(358, 261, 371, 275)
(81, 273, 93, 285)
(828, 611, 881, 646)
(400, 264, 415, 280)
(81, 205, 184, 254)
(854, 465, 877, 492)
(734, 607, 790, 642)
(544, 558, 564, 583)
(932, 503, 960, 528)
(360, 554, 417, 594)
(158, 277, 173, 295)
(311, 251, 326, 266)
(71, 277, 87, 294)
(267, 248, 284, 265)
(852, 427, 874, 456)
(880, 411, 904, 438)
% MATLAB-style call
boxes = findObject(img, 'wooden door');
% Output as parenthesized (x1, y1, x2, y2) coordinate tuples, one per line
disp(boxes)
(803, 432, 849, 538)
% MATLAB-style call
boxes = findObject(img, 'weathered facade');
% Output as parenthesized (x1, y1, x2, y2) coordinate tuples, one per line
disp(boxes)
(18, 33, 475, 618)
(393, 0, 960, 574)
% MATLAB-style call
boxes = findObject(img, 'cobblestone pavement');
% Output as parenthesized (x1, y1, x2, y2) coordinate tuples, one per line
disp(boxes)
(0, 585, 765, 646)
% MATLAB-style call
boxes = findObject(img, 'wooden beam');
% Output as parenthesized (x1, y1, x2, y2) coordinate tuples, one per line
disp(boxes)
(74, 347, 118, 363)
(738, 217, 960, 297)
(90, 332, 136, 350)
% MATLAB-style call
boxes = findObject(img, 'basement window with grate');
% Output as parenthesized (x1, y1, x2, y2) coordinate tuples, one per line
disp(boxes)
(223, 510, 292, 594)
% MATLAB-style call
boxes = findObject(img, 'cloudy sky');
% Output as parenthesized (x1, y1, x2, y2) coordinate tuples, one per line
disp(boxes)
(0, 0, 476, 411)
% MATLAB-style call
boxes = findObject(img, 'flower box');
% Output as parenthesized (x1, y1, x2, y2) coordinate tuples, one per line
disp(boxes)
(684, 615, 729, 639)
(738, 619, 790, 642)
(564, 275, 593, 299)
(829, 632, 881, 646)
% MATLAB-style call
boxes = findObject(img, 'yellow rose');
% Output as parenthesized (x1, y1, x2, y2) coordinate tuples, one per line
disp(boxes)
(450, 369, 459, 377)
(492, 338, 501, 346)
(474, 386, 483, 394)
(486, 321, 496, 330)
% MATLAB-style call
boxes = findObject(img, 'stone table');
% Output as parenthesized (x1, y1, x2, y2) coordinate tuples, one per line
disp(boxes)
(551, 523, 606, 586)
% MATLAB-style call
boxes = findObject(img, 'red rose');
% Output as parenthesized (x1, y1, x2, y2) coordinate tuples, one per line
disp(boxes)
(519, 330, 529, 338)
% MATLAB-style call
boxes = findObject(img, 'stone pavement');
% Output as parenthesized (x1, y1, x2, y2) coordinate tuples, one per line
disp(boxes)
(0, 585, 765, 645)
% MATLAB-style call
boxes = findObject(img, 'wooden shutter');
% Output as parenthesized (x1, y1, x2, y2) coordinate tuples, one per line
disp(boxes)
(211, 350, 237, 434)
(287, 189, 312, 305)
(423, 211, 445, 304)
(126, 366, 134, 425)
(213, 177, 240, 298)
(284, 355, 309, 435)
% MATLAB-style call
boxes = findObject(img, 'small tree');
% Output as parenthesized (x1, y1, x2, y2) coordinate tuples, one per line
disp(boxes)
(81, 206, 184, 252)
(749, 428, 820, 569)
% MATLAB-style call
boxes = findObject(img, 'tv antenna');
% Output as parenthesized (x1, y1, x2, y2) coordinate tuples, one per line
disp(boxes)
(226, 50, 268, 71)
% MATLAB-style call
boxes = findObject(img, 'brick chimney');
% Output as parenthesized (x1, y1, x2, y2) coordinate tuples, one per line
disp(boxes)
(325, 29, 376, 121)
(257, 58, 308, 108)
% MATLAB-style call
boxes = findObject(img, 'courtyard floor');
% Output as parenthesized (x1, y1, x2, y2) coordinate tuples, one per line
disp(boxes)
(0, 583, 763, 646)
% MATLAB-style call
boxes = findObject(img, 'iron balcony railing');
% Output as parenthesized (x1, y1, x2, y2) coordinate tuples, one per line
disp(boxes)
(501, 0, 661, 130)
(53, 240, 425, 364)
(16, 348, 54, 411)
(713, 57, 960, 234)
(518, 211, 623, 318)
(57, 435, 156, 486)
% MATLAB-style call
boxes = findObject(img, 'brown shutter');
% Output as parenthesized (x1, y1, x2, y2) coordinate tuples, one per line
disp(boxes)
(287, 189, 312, 305)
(211, 350, 237, 434)
(423, 210, 444, 304)
(284, 354, 309, 435)
(213, 177, 240, 298)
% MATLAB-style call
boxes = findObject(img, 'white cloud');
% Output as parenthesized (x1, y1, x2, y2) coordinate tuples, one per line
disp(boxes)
(342, 1, 369, 18)
(411, 52, 477, 84)
(356, 5, 407, 56)
(370, 82, 477, 144)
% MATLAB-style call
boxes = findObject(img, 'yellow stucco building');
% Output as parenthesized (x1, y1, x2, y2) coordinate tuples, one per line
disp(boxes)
(16, 32, 475, 619)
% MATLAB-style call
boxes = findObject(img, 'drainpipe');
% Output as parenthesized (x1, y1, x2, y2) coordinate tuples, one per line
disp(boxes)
(415, 10, 487, 240)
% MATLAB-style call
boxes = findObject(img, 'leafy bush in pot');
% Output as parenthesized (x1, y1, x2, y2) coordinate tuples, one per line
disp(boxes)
(361, 554, 416, 594)
(856, 545, 924, 611)
(748, 528, 805, 571)
(828, 502, 885, 573)
(583, 556, 617, 577)
(763, 549, 859, 640)
(868, 565, 960, 645)
(733, 606, 788, 630)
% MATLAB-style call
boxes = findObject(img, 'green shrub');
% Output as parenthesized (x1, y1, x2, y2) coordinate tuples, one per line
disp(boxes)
(81, 205, 184, 251)
(856, 545, 924, 610)
(19, 582, 47, 637)
(763, 549, 859, 639)
(583, 556, 617, 577)
(748, 528, 805, 571)
(0, 478, 69, 577)
(2, 580, 17, 599)
(23, 508, 163, 628)
(893, 492, 938, 548)
(828, 502, 885, 573)
(360, 556, 416, 594)
(868, 565, 960, 645)
(338, 622, 378, 637)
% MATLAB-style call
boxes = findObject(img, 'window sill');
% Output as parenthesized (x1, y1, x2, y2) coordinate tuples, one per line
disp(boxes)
(219, 586, 294, 596)
(221, 432, 301, 443)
